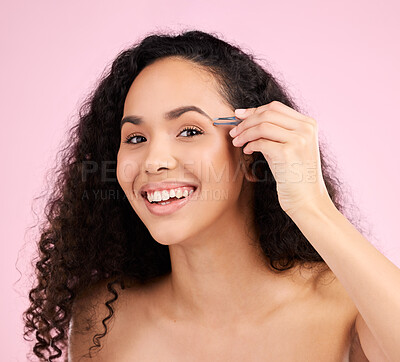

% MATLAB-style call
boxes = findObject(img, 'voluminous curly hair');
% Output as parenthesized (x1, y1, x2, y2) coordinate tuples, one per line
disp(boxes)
(22, 29, 371, 361)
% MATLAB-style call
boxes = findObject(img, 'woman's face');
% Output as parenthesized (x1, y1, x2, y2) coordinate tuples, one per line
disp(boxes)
(117, 57, 252, 245)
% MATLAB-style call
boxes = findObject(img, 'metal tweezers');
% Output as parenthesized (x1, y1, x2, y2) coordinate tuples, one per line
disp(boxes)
(212, 116, 242, 126)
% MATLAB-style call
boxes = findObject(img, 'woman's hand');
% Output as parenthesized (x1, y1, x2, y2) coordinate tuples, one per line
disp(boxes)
(229, 101, 333, 217)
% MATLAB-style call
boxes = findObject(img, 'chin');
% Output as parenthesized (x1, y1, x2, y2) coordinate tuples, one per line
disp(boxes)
(149, 231, 189, 246)
(142, 222, 190, 245)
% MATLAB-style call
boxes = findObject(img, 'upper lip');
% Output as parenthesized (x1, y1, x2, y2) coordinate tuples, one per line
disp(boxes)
(139, 181, 199, 196)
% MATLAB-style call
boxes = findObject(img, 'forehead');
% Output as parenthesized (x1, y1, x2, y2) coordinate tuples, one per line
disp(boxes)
(123, 57, 225, 112)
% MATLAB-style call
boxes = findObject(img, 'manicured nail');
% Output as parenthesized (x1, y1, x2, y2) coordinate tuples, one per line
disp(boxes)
(229, 127, 237, 137)
(235, 109, 246, 115)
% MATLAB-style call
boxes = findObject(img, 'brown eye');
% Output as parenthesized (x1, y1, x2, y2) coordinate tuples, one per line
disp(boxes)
(123, 126, 203, 145)
(124, 134, 145, 144)
(179, 126, 203, 137)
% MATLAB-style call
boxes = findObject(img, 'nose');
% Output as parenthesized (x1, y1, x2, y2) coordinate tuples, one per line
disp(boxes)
(143, 136, 178, 174)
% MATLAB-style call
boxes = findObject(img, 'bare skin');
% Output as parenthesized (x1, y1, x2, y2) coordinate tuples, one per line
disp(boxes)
(68, 58, 370, 361)
(69, 267, 368, 361)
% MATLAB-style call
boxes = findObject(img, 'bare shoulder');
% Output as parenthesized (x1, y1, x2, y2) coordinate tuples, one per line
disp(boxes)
(68, 276, 142, 361)
(289, 262, 359, 335)
(306, 263, 358, 316)
(70, 277, 128, 330)
(309, 264, 365, 358)
(298, 262, 355, 304)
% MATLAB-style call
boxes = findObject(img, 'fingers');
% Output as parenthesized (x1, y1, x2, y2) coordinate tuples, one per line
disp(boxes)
(261, 101, 312, 123)
(242, 138, 284, 159)
(232, 121, 294, 146)
(230, 101, 317, 157)
(235, 101, 313, 128)
(232, 110, 299, 137)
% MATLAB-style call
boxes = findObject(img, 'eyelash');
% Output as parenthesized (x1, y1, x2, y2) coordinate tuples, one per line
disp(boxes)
(123, 126, 204, 145)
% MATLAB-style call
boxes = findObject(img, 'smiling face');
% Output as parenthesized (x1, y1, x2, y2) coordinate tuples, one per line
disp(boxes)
(117, 57, 253, 245)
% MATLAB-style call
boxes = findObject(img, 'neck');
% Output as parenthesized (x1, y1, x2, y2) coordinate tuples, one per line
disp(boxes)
(151, 186, 312, 328)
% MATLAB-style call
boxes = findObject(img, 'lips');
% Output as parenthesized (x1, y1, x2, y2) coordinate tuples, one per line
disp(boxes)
(141, 184, 199, 216)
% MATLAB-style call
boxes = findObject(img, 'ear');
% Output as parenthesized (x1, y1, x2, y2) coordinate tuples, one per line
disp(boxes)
(239, 152, 258, 183)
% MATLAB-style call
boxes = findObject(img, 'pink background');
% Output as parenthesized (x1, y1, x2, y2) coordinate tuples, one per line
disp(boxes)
(1, 0, 399, 360)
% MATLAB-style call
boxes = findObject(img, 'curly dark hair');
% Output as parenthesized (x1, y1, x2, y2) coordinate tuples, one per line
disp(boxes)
(21, 29, 373, 361)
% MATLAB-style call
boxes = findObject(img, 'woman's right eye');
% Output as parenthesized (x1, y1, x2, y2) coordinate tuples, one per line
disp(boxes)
(124, 134, 145, 144)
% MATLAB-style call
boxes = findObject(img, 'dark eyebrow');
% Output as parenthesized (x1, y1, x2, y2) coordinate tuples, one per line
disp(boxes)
(120, 105, 212, 129)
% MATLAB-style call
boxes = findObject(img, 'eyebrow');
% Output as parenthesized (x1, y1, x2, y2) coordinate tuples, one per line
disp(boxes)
(120, 105, 213, 129)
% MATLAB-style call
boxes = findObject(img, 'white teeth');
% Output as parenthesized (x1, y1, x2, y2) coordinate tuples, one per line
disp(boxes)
(145, 187, 196, 203)
(161, 190, 170, 201)
(153, 191, 162, 202)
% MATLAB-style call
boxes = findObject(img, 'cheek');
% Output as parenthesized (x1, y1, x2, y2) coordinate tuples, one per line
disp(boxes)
(191, 136, 239, 185)
(116, 151, 140, 189)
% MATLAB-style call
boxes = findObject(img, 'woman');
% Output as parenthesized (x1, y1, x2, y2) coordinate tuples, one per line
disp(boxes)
(23, 30, 400, 361)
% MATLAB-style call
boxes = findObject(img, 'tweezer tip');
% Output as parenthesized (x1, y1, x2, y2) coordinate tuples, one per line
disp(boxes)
(212, 116, 238, 121)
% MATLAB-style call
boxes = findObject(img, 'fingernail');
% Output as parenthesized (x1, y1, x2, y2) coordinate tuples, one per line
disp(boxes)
(235, 109, 246, 115)
(229, 127, 237, 137)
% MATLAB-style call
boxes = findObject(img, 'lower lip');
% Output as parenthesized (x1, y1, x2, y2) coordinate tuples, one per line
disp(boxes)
(142, 188, 198, 216)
